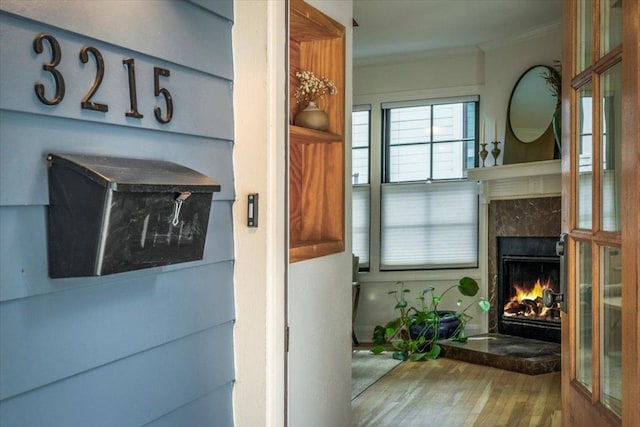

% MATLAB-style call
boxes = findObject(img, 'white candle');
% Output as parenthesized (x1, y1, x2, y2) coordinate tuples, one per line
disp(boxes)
(494, 119, 497, 141)
(482, 121, 485, 144)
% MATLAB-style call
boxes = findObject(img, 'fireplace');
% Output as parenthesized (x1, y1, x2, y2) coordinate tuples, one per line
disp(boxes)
(497, 236, 561, 343)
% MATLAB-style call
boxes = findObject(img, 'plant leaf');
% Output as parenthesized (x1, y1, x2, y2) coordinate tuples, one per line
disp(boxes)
(370, 345, 386, 354)
(393, 341, 408, 351)
(386, 318, 401, 330)
(452, 329, 467, 342)
(478, 299, 491, 312)
(427, 344, 442, 359)
(424, 311, 438, 322)
(457, 276, 479, 296)
(392, 351, 408, 361)
(410, 352, 429, 361)
(372, 325, 387, 345)
(395, 300, 408, 309)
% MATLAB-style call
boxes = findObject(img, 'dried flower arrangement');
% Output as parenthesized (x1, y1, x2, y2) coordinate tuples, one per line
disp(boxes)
(294, 70, 337, 105)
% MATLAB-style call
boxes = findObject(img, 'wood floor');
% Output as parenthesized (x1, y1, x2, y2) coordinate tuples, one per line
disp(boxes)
(352, 357, 561, 427)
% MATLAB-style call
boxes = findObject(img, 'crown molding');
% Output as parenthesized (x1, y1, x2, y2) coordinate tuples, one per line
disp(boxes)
(478, 21, 562, 52)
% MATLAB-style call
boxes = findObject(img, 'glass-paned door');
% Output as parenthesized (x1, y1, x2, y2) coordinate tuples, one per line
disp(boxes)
(563, 0, 639, 425)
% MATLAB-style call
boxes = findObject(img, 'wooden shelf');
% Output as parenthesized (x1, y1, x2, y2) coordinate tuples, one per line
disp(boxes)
(289, 0, 345, 263)
(290, 240, 345, 264)
(290, 125, 343, 144)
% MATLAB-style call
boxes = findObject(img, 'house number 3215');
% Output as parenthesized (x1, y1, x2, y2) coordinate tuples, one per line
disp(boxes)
(32, 33, 173, 124)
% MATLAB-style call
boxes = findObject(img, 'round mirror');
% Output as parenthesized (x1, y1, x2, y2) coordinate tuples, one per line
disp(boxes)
(508, 65, 558, 143)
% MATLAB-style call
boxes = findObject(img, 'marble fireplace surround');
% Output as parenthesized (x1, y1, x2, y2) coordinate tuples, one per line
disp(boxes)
(487, 197, 561, 333)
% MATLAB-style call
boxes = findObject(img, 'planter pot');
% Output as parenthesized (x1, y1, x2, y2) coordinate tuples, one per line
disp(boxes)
(408, 310, 462, 342)
(294, 101, 329, 131)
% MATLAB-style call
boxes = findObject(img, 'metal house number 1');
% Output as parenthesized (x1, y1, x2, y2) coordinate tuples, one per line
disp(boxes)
(32, 33, 173, 124)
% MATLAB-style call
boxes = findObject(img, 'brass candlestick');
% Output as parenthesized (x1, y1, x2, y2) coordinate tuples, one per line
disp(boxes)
(479, 142, 488, 167)
(491, 140, 501, 166)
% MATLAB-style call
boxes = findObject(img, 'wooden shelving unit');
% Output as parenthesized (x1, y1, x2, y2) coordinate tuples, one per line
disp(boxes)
(289, 0, 346, 263)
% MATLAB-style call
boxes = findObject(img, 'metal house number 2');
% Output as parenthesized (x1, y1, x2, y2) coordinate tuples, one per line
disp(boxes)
(32, 33, 173, 124)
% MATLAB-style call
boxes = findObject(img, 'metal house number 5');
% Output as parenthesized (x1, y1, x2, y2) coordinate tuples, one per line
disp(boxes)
(153, 67, 173, 124)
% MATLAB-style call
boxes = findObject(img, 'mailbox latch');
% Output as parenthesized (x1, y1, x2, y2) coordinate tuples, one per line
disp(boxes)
(172, 192, 192, 226)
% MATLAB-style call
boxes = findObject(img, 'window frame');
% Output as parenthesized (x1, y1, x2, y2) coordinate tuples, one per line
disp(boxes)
(351, 105, 372, 269)
(350, 92, 483, 280)
(381, 97, 479, 184)
(352, 105, 371, 185)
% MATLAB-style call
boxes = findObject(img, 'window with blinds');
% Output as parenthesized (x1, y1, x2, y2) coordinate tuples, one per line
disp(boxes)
(380, 98, 479, 270)
(380, 181, 478, 269)
(351, 107, 370, 267)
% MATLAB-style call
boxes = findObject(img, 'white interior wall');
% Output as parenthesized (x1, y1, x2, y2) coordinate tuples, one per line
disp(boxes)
(353, 25, 562, 344)
(354, 49, 484, 95)
(287, 1, 354, 426)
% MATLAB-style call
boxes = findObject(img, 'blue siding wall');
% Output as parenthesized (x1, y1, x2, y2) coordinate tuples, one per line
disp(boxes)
(0, 1, 235, 425)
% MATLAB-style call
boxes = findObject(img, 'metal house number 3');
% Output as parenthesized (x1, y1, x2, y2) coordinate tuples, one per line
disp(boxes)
(32, 33, 173, 124)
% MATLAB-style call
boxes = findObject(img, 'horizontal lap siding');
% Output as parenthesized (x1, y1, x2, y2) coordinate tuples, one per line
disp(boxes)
(0, 0, 235, 425)
(0, 111, 236, 206)
(0, 323, 234, 427)
(0, 0, 233, 80)
(0, 261, 234, 399)
(0, 201, 234, 301)
(143, 382, 234, 427)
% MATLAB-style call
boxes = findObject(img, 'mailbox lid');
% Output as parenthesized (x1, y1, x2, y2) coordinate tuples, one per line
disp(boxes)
(47, 153, 221, 193)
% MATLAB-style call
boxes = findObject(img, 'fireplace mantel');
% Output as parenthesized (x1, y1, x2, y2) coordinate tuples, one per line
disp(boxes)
(467, 159, 561, 181)
(467, 159, 561, 201)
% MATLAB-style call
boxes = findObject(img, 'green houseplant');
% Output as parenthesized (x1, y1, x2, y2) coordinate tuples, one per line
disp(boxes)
(371, 277, 490, 361)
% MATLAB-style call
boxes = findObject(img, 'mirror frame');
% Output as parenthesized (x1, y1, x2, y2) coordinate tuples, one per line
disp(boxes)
(503, 64, 560, 164)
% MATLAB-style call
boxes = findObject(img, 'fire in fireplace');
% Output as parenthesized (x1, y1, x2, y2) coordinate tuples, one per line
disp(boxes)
(498, 236, 561, 343)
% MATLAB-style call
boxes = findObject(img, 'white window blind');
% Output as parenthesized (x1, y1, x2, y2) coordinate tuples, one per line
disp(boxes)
(352, 185, 370, 266)
(380, 180, 478, 270)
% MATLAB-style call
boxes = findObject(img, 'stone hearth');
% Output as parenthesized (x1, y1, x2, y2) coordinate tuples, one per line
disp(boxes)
(440, 333, 561, 375)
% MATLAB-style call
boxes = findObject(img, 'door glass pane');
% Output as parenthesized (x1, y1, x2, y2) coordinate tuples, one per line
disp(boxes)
(577, 83, 593, 229)
(577, 0, 593, 72)
(600, 0, 623, 56)
(601, 63, 622, 232)
(576, 241, 593, 391)
(601, 246, 622, 418)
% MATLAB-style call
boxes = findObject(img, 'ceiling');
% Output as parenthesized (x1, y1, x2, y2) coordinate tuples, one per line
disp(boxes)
(353, 0, 562, 64)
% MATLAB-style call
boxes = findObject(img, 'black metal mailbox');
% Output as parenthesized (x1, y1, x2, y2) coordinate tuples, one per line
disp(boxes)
(46, 153, 221, 278)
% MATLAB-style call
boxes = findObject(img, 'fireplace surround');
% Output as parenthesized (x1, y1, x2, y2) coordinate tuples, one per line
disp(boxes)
(487, 196, 562, 335)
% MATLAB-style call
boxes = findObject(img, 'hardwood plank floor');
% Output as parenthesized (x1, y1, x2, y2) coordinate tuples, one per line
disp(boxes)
(352, 358, 561, 427)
